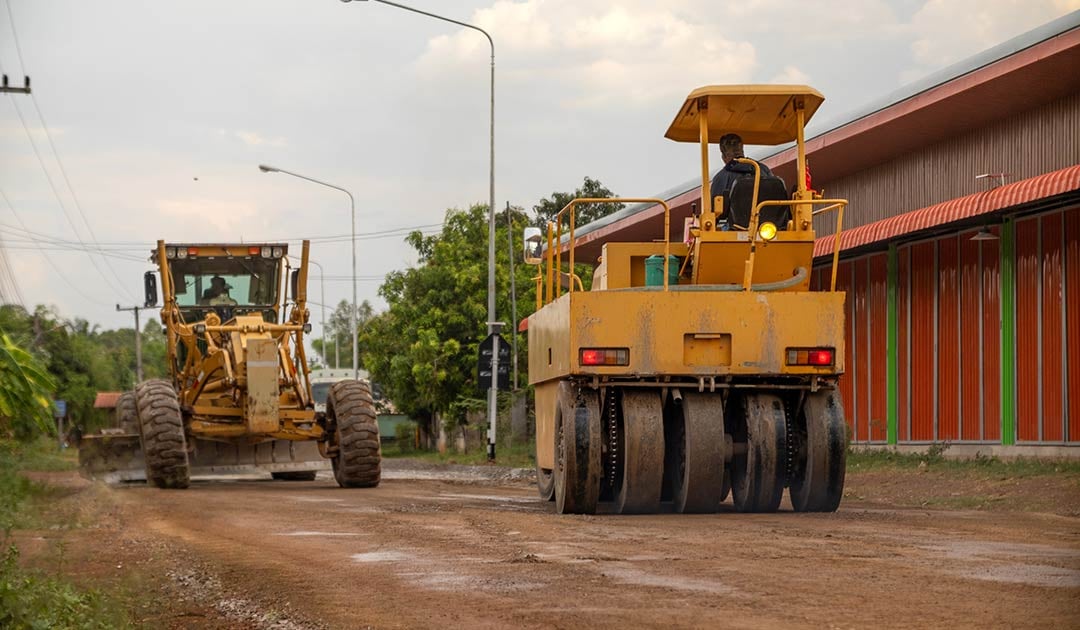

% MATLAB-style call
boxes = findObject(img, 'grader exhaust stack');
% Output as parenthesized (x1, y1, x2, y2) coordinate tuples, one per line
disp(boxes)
(525, 85, 849, 515)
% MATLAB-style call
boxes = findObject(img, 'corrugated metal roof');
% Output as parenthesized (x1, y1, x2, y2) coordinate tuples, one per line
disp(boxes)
(812, 164, 1080, 257)
(94, 392, 123, 409)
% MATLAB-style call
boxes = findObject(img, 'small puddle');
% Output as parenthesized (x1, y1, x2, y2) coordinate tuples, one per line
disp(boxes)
(961, 563, 1080, 588)
(603, 564, 732, 594)
(287, 495, 344, 503)
(277, 531, 364, 537)
(351, 551, 410, 563)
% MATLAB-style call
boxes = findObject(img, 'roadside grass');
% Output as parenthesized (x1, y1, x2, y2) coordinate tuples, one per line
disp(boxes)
(383, 439, 537, 470)
(0, 438, 133, 629)
(847, 447, 1080, 478)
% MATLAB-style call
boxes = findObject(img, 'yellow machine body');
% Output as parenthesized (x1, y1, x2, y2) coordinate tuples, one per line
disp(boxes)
(526, 86, 851, 514)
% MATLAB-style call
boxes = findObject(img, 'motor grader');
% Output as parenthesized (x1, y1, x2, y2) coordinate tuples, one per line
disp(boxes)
(524, 85, 848, 515)
(80, 240, 380, 489)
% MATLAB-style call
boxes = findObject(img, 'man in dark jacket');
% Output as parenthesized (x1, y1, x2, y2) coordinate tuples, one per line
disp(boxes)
(709, 133, 774, 222)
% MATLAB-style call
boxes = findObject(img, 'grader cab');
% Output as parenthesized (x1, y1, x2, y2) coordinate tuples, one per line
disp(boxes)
(81, 240, 381, 489)
(525, 85, 849, 515)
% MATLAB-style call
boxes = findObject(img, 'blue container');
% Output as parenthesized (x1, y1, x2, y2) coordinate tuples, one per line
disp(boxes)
(644, 255, 680, 287)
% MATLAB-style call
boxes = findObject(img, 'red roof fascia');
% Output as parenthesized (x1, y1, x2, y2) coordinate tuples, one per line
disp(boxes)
(813, 164, 1080, 257)
(93, 392, 123, 409)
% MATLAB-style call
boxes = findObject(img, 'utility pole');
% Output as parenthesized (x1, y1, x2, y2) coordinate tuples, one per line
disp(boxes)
(0, 75, 31, 94)
(116, 304, 143, 382)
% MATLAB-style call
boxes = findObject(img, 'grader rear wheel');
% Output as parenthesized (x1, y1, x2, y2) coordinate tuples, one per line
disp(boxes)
(116, 391, 139, 434)
(789, 391, 847, 512)
(135, 379, 190, 489)
(730, 392, 787, 513)
(327, 380, 381, 488)
(672, 392, 726, 514)
(554, 382, 601, 514)
(615, 390, 664, 514)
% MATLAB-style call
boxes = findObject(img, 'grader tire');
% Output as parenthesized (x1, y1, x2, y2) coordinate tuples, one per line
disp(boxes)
(272, 471, 319, 481)
(327, 380, 381, 488)
(135, 380, 189, 489)
(116, 391, 139, 434)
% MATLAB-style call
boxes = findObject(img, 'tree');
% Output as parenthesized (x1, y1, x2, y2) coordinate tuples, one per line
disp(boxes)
(360, 203, 539, 443)
(0, 333, 56, 440)
(312, 299, 374, 370)
(533, 176, 625, 228)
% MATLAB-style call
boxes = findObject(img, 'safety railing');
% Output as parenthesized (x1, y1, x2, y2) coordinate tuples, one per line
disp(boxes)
(543, 197, 672, 306)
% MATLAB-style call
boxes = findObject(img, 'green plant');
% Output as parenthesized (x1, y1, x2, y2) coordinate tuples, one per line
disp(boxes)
(0, 544, 131, 629)
(394, 422, 417, 452)
(0, 333, 57, 440)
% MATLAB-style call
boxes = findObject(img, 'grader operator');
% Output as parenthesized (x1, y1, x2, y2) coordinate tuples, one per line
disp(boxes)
(524, 85, 848, 515)
(83, 240, 381, 489)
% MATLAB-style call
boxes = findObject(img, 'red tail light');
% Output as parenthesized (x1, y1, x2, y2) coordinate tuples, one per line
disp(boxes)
(786, 347, 835, 367)
(579, 348, 629, 366)
(187, 247, 200, 256)
(248, 246, 260, 255)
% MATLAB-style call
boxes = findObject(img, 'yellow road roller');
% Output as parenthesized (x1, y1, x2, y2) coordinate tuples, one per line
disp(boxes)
(524, 85, 849, 514)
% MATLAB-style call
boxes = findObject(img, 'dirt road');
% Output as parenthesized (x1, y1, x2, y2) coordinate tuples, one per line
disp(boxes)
(18, 462, 1080, 629)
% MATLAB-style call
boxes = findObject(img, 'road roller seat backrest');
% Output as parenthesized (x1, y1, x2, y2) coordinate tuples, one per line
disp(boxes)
(726, 175, 791, 231)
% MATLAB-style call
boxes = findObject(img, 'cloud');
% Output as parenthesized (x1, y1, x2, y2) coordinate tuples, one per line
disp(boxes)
(907, 0, 1080, 68)
(156, 197, 260, 233)
(769, 65, 812, 85)
(415, 0, 757, 109)
(217, 128, 288, 147)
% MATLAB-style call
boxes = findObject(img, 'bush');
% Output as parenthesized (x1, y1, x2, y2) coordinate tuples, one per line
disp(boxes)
(394, 422, 417, 452)
(0, 545, 130, 629)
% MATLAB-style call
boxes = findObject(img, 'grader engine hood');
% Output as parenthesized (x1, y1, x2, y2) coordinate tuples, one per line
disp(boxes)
(243, 336, 281, 433)
(225, 315, 283, 434)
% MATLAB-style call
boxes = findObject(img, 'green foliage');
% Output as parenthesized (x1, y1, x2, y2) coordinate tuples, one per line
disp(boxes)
(361, 204, 538, 428)
(0, 333, 57, 440)
(311, 299, 374, 370)
(847, 448, 1080, 477)
(0, 544, 131, 629)
(0, 305, 166, 437)
(382, 439, 536, 469)
(393, 422, 417, 452)
(532, 176, 625, 228)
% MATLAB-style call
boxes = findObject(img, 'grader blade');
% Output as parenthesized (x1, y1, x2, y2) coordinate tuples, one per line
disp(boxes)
(78, 432, 146, 483)
(187, 438, 330, 477)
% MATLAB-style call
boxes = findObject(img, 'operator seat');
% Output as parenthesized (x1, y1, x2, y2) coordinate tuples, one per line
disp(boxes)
(726, 175, 791, 231)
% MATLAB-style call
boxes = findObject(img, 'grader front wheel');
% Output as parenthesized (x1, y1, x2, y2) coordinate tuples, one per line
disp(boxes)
(135, 379, 190, 489)
(327, 381, 382, 488)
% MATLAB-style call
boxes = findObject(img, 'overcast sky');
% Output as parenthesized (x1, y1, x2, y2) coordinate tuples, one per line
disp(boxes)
(1, 0, 1078, 340)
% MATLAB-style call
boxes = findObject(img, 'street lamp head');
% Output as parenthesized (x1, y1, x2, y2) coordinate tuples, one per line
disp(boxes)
(258, 164, 279, 173)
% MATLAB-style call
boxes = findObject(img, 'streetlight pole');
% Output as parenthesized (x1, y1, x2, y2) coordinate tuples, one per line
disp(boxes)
(343, 0, 499, 460)
(259, 164, 360, 380)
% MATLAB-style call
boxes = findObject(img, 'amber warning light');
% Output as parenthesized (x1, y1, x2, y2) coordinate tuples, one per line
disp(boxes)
(786, 347, 834, 366)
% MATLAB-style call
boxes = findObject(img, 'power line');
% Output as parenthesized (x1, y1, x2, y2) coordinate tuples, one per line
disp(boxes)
(4, 0, 137, 303)
(0, 187, 111, 307)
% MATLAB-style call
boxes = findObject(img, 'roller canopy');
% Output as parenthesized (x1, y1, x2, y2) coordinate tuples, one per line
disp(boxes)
(665, 85, 825, 145)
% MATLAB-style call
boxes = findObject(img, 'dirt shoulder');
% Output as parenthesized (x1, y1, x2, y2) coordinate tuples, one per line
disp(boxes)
(10, 463, 1080, 629)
